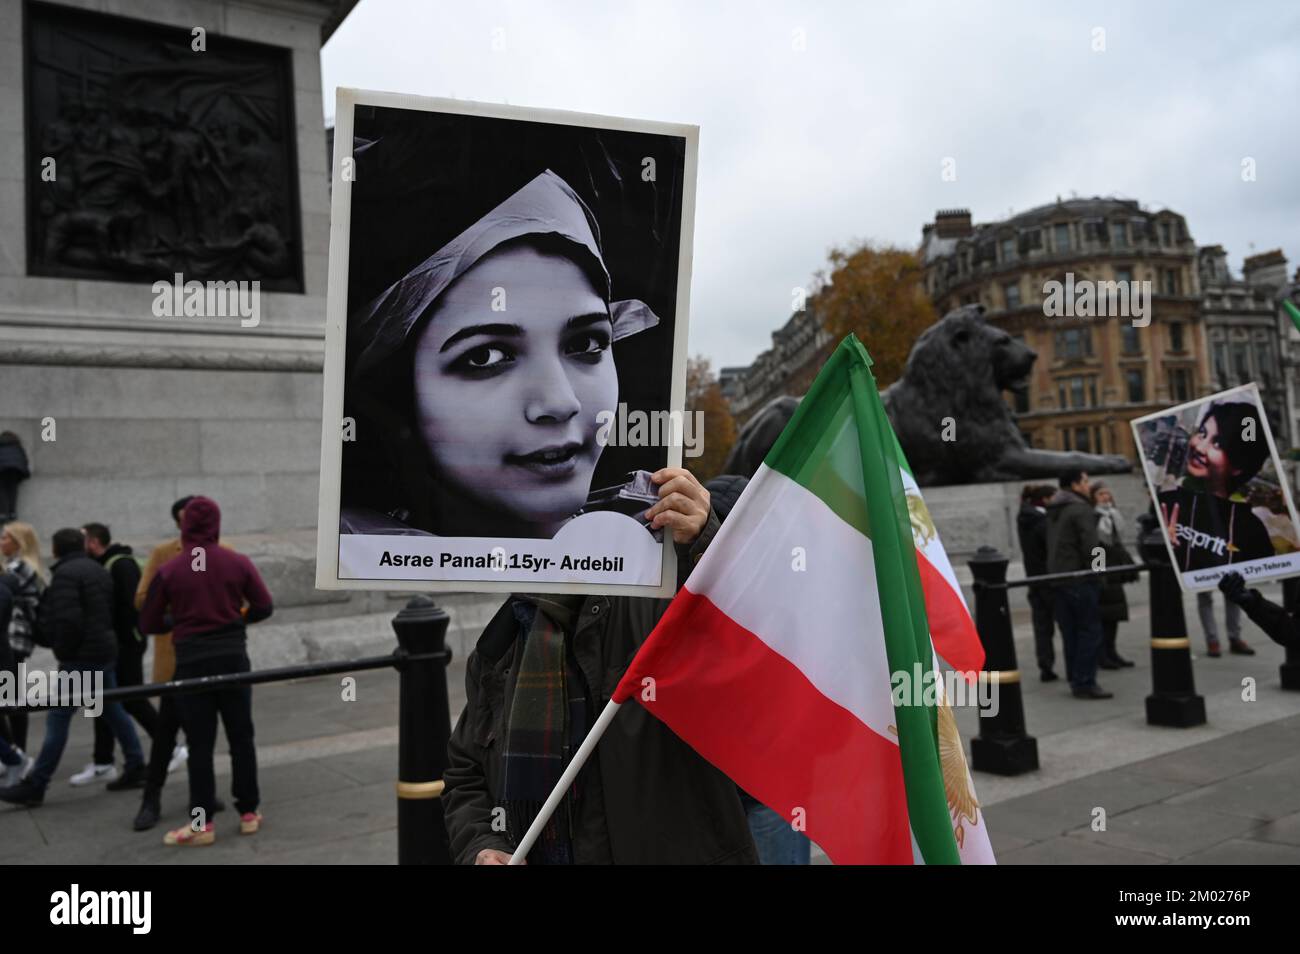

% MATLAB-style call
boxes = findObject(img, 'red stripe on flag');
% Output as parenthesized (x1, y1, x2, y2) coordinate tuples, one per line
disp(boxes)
(614, 589, 914, 864)
(916, 552, 984, 674)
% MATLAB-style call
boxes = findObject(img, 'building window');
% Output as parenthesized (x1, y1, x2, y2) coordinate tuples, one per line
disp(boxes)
(1115, 266, 1133, 285)
(1160, 222, 1172, 246)
(1075, 427, 1091, 452)
(1056, 328, 1092, 361)
(1111, 222, 1128, 247)
(1059, 428, 1069, 449)
(1058, 384, 1066, 408)
(1232, 342, 1250, 382)
(1213, 342, 1228, 383)
(1257, 341, 1275, 387)
(1060, 374, 1092, 408)
(1161, 268, 1180, 295)
(1054, 223, 1070, 252)
(1170, 323, 1185, 352)
(1170, 368, 1191, 402)
(1093, 426, 1103, 452)
(1004, 281, 1021, 309)
(1121, 324, 1141, 354)
(1001, 237, 1015, 262)
(1126, 368, 1145, 402)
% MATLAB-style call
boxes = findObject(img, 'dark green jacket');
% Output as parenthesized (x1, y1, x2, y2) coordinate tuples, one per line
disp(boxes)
(1045, 489, 1100, 576)
(443, 510, 759, 865)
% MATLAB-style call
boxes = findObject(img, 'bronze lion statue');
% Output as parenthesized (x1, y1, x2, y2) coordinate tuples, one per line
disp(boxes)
(724, 304, 1132, 486)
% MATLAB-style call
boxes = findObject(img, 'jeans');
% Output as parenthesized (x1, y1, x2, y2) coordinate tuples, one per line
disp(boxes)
(93, 646, 157, 764)
(144, 696, 184, 797)
(1027, 586, 1057, 673)
(1053, 582, 1103, 691)
(174, 652, 259, 817)
(746, 802, 812, 865)
(1196, 592, 1241, 646)
(28, 664, 145, 792)
(0, 649, 29, 751)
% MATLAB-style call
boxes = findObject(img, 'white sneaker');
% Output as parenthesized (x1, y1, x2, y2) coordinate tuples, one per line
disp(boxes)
(69, 762, 118, 786)
(167, 745, 188, 775)
(3, 750, 33, 787)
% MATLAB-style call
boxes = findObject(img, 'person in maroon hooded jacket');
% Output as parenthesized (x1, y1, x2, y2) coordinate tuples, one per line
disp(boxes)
(138, 496, 273, 846)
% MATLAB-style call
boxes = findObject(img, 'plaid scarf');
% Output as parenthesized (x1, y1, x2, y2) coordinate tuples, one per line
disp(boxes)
(501, 594, 588, 865)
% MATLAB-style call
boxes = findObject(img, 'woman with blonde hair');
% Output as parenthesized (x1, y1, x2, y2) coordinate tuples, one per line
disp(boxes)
(0, 521, 46, 752)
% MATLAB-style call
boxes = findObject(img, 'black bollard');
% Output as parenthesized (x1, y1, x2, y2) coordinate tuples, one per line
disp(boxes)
(967, 546, 1039, 775)
(1138, 519, 1206, 726)
(392, 596, 454, 865)
(1282, 643, 1300, 691)
(1280, 580, 1300, 691)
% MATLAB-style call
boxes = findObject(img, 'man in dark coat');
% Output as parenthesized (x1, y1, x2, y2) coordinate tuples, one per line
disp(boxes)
(1045, 469, 1111, 699)
(443, 467, 759, 865)
(1016, 484, 1059, 681)
(0, 528, 146, 807)
(82, 523, 157, 787)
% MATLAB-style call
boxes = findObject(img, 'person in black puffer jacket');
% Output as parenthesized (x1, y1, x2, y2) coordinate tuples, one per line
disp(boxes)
(0, 529, 146, 807)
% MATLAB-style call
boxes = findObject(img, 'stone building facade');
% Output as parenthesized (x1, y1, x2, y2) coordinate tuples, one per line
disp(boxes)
(920, 199, 1210, 462)
(724, 304, 833, 423)
(1198, 246, 1291, 447)
(0, 0, 355, 543)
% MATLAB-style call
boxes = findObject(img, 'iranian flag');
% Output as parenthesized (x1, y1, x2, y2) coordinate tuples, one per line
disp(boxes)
(612, 335, 994, 864)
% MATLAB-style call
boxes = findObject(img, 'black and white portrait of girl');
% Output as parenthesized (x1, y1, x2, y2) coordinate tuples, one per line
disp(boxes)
(324, 98, 694, 590)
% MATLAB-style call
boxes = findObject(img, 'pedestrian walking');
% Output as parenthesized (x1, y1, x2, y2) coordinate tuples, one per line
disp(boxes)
(79, 523, 158, 789)
(0, 528, 146, 808)
(0, 521, 45, 753)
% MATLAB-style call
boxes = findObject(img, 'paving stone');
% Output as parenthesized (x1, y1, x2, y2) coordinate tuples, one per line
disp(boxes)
(997, 836, 1167, 865)
(1063, 803, 1262, 860)
(1245, 811, 1300, 848)
(1172, 838, 1300, 864)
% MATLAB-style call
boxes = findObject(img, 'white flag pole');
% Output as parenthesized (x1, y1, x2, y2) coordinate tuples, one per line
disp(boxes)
(507, 698, 624, 865)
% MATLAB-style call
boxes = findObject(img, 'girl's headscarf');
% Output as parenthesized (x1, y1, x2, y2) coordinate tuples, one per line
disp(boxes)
(349, 169, 659, 382)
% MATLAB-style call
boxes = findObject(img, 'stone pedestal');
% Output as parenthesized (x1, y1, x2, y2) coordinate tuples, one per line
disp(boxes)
(0, 0, 341, 545)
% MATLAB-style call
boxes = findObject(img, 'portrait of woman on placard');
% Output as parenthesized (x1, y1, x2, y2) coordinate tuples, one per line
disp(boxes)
(1156, 400, 1274, 571)
(340, 169, 661, 539)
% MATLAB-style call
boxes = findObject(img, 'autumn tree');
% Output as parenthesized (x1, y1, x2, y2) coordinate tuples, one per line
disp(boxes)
(812, 241, 936, 388)
(685, 355, 737, 482)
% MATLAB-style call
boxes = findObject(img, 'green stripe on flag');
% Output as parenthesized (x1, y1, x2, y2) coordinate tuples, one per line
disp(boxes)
(846, 336, 960, 865)
(763, 345, 872, 538)
(762, 335, 959, 863)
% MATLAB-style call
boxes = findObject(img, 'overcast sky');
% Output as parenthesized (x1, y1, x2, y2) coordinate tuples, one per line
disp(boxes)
(321, 0, 1300, 371)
